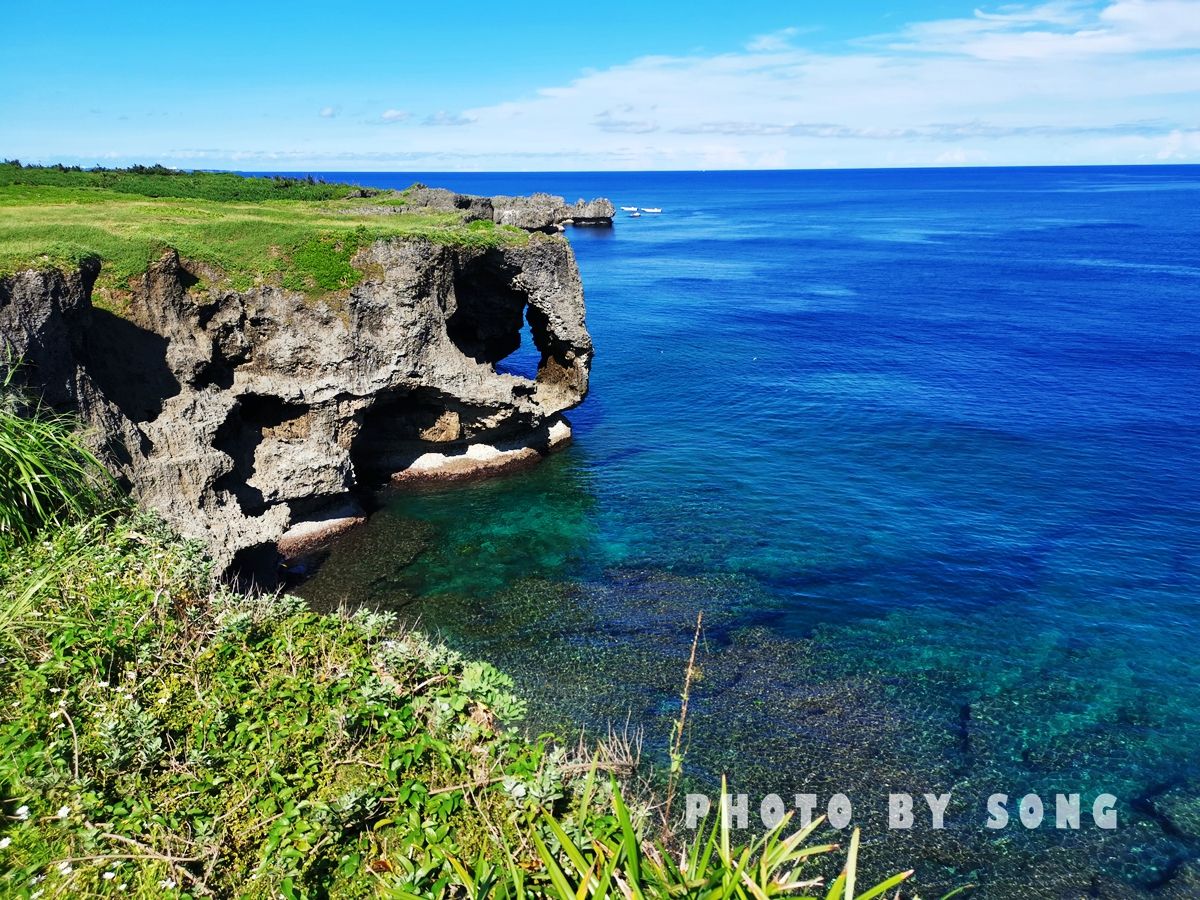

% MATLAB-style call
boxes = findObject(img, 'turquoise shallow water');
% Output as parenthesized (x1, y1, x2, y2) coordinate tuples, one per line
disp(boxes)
(295, 168, 1200, 897)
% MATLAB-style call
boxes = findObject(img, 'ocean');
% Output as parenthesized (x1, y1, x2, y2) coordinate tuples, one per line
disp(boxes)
(290, 167, 1200, 897)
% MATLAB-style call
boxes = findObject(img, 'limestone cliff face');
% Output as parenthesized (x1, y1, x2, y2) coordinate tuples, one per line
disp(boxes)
(401, 187, 616, 231)
(0, 232, 593, 580)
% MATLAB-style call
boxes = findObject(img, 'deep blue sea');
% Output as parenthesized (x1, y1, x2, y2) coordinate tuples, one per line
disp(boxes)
(288, 167, 1200, 897)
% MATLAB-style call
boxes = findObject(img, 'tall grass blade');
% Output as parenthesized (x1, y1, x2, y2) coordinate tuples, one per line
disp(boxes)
(854, 869, 914, 900)
(845, 828, 860, 899)
(611, 778, 643, 895)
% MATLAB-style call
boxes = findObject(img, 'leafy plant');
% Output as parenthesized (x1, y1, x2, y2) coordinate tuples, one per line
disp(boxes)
(381, 774, 918, 900)
(0, 369, 117, 549)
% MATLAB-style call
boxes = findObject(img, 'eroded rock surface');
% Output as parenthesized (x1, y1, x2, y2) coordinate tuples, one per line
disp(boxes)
(0, 232, 593, 581)
(399, 186, 615, 231)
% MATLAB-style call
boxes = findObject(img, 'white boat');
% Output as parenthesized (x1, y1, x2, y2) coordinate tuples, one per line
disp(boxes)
(629, 211, 642, 217)
(641, 207, 662, 213)
(620, 206, 638, 212)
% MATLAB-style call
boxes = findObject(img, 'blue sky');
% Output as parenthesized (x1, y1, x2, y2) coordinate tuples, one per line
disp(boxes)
(3, 0, 1198, 170)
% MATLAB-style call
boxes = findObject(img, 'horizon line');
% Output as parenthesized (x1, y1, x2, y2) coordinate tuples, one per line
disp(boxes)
(9, 159, 1200, 176)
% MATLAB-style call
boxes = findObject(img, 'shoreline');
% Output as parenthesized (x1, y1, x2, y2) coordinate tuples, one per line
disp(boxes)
(276, 417, 575, 562)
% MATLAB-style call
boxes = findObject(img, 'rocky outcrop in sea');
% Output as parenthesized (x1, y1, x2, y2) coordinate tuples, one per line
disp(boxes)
(0, 200, 598, 582)
(400, 186, 616, 231)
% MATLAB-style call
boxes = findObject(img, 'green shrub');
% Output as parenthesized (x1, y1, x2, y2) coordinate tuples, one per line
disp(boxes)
(0, 161, 355, 202)
(0, 513, 567, 897)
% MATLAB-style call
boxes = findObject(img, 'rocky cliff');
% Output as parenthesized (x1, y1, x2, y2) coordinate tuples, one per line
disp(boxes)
(0, 221, 595, 582)
(400, 186, 616, 231)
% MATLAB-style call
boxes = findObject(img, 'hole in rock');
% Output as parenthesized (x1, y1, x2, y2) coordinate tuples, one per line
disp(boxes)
(213, 394, 310, 514)
(351, 389, 454, 480)
(446, 252, 526, 365)
(351, 388, 520, 479)
(496, 313, 543, 381)
(230, 541, 282, 591)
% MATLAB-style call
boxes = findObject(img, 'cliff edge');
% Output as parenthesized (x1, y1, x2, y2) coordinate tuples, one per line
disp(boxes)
(0, 199, 596, 580)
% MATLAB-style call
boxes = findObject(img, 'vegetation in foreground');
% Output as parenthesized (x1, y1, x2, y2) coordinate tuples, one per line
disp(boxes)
(0, 162, 527, 305)
(0, 384, 927, 898)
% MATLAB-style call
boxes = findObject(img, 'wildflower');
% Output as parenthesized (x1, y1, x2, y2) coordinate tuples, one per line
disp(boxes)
(49, 688, 61, 694)
(0, 836, 10, 849)
(56, 805, 71, 819)
(15, 805, 29, 820)
(158, 877, 177, 889)
(97, 681, 109, 688)
(56, 861, 73, 875)
(125, 671, 136, 680)
(102, 871, 116, 880)
(30, 891, 42, 899)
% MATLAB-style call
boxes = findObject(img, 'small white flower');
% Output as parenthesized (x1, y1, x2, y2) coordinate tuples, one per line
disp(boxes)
(31, 890, 43, 899)
(49, 688, 61, 694)
(0, 836, 11, 849)
(15, 805, 29, 820)
(56, 860, 73, 874)
(125, 671, 136, 680)
(56, 805, 71, 819)
(158, 877, 177, 889)
(102, 871, 116, 880)
(123, 694, 135, 701)
(157, 697, 167, 705)
(118, 884, 128, 891)
(97, 681, 109, 688)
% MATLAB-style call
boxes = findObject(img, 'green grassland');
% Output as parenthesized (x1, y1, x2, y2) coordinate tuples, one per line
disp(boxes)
(0, 164, 526, 303)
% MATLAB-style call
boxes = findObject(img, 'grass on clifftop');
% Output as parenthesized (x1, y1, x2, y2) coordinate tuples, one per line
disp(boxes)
(0, 163, 528, 305)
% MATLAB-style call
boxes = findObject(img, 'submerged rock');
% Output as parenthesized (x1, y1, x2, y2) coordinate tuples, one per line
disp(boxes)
(0, 230, 593, 582)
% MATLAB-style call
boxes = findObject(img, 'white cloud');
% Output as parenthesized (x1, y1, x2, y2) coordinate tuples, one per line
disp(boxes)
(318, 106, 337, 118)
(387, 1, 1198, 169)
(380, 108, 410, 123)
(890, 0, 1200, 59)
(422, 110, 475, 127)
(746, 27, 802, 53)
(1156, 129, 1200, 159)
(595, 106, 659, 134)
(934, 147, 990, 164)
